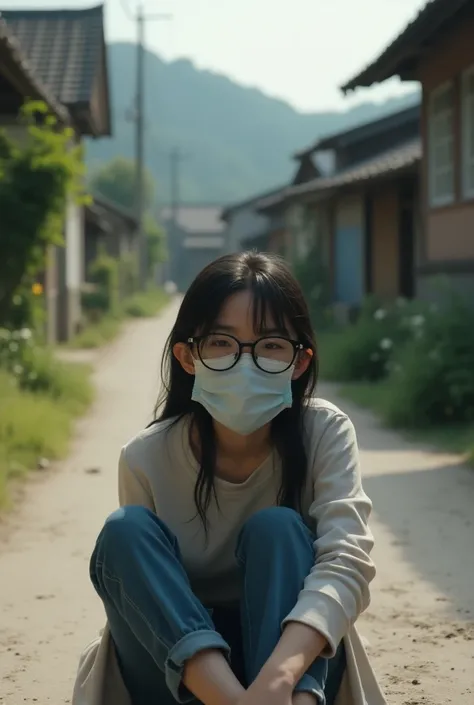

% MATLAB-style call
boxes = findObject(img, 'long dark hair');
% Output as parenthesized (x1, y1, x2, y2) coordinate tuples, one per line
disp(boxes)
(153, 251, 318, 530)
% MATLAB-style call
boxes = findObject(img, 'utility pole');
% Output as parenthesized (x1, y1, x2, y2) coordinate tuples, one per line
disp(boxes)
(135, 4, 146, 286)
(170, 147, 184, 228)
(168, 146, 186, 284)
(123, 1, 172, 288)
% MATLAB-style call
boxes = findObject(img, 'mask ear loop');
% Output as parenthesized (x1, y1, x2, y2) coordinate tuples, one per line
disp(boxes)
(295, 346, 314, 370)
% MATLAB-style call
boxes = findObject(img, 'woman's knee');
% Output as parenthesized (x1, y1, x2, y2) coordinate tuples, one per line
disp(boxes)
(91, 506, 176, 573)
(101, 505, 155, 545)
(238, 506, 306, 550)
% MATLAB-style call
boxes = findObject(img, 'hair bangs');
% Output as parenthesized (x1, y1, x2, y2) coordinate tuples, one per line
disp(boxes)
(248, 271, 292, 338)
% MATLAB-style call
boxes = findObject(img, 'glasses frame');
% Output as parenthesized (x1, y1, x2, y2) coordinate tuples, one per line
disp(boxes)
(187, 333, 304, 374)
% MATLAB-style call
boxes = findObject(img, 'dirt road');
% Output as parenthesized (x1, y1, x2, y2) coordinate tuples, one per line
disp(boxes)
(0, 300, 473, 705)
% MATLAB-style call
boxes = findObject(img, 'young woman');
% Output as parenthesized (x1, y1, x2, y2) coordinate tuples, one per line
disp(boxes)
(73, 251, 387, 705)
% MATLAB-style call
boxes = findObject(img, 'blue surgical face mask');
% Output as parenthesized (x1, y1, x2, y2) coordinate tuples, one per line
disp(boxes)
(191, 353, 294, 436)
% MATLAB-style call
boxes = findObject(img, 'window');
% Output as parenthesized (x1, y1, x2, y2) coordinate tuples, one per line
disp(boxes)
(428, 82, 455, 206)
(462, 66, 474, 199)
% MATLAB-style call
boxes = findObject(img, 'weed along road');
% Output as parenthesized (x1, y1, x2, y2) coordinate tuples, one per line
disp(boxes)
(0, 301, 473, 705)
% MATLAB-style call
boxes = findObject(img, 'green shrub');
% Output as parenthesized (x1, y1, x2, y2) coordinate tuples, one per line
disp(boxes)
(119, 253, 140, 298)
(320, 297, 431, 382)
(81, 285, 110, 319)
(0, 286, 45, 333)
(381, 300, 474, 428)
(294, 244, 333, 330)
(88, 251, 119, 315)
(0, 327, 93, 410)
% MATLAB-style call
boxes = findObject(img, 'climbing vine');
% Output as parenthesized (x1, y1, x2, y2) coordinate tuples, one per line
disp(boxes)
(0, 101, 88, 326)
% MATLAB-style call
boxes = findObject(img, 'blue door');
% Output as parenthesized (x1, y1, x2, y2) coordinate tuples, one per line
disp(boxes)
(334, 226, 364, 305)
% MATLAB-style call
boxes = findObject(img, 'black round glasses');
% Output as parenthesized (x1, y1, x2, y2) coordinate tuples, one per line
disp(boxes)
(187, 333, 304, 374)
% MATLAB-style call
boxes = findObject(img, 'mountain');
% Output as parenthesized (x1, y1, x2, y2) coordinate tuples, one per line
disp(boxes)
(86, 42, 420, 205)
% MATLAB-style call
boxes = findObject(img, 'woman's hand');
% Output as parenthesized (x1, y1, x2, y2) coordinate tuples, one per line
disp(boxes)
(235, 673, 293, 705)
(235, 677, 318, 705)
(234, 623, 325, 705)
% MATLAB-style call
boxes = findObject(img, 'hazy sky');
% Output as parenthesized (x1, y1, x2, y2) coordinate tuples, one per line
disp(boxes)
(0, 0, 425, 112)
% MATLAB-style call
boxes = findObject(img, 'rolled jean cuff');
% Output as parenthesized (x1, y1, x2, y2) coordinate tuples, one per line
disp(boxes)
(166, 629, 231, 702)
(295, 673, 326, 705)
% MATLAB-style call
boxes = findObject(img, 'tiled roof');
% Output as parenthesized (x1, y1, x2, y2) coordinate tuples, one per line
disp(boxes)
(0, 17, 68, 120)
(341, 0, 471, 91)
(0, 5, 105, 106)
(292, 138, 421, 196)
(257, 138, 421, 209)
(91, 194, 137, 230)
(221, 185, 286, 221)
(294, 104, 420, 159)
(160, 206, 226, 234)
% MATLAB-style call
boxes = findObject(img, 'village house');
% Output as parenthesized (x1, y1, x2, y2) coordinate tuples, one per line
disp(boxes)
(0, 18, 71, 341)
(160, 205, 226, 291)
(1, 4, 111, 341)
(85, 195, 139, 299)
(220, 186, 287, 254)
(256, 104, 421, 315)
(342, 0, 474, 304)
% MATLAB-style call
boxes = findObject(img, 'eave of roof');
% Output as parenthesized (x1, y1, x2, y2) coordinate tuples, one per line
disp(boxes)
(293, 103, 420, 160)
(90, 193, 138, 229)
(257, 138, 421, 211)
(220, 185, 286, 221)
(341, 0, 471, 92)
(1, 5, 109, 136)
(289, 138, 421, 199)
(0, 17, 69, 122)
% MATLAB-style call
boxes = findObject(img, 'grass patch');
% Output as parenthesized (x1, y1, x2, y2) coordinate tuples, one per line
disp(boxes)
(338, 381, 474, 464)
(69, 314, 122, 349)
(122, 288, 169, 318)
(0, 363, 93, 507)
(70, 288, 169, 349)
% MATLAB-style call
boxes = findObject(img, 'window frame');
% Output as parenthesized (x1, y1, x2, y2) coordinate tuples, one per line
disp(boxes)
(461, 65, 474, 200)
(428, 81, 455, 208)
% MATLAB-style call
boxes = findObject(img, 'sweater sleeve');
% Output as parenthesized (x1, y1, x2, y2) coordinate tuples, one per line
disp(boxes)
(118, 445, 155, 510)
(282, 411, 375, 657)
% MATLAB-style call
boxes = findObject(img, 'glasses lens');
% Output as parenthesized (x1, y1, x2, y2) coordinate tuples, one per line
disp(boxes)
(255, 338, 295, 372)
(199, 334, 239, 370)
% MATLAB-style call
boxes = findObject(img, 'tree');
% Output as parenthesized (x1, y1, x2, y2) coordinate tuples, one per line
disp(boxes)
(0, 101, 87, 327)
(89, 156, 155, 211)
(90, 157, 167, 272)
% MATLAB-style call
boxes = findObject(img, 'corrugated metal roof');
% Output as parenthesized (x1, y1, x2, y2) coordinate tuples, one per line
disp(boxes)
(341, 0, 471, 91)
(160, 206, 226, 234)
(0, 17, 69, 120)
(1, 5, 105, 106)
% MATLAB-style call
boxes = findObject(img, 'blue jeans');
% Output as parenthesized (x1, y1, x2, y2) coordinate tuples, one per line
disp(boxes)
(90, 506, 346, 705)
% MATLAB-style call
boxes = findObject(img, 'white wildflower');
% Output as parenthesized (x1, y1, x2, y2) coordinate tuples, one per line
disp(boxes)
(9, 341, 19, 353)
(20, 328, 32, 340)
(411, 314, 425, 327)
(13, 364, 23, 376)
(380, 338, 393, 350)
(374, 309, 386, 321)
